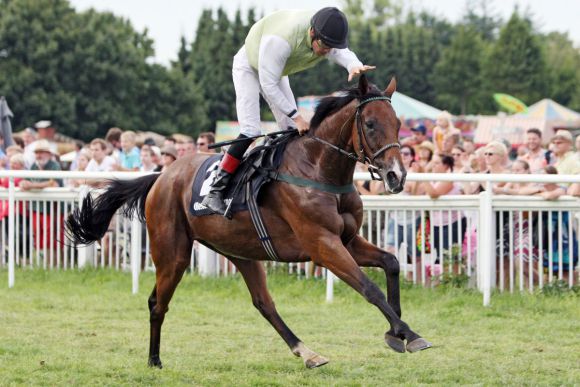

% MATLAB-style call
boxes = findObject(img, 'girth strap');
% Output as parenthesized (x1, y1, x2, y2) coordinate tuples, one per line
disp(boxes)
(246, 181, 280, 261)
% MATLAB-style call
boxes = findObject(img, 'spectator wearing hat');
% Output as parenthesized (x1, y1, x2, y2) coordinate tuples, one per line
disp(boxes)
(416, 140, 434, 171)
(402, 124, 428, 148)
(549, 130, 579, 175)
(161, 145, 177, 171)
(25, 122, 58, 168)
(19, 139, 63, 252)
(19, 140, 62, 191)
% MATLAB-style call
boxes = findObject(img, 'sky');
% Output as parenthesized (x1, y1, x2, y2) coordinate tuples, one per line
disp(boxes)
(69, 0, 580, 66)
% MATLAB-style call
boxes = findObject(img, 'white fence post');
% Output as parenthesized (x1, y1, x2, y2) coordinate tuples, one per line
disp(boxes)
(478, 183, 494, 306)
(326, 269, 334, 302)
(8, 177, 15, 288)
(130, 216, 142, 294)
(198, 245, 218, 277)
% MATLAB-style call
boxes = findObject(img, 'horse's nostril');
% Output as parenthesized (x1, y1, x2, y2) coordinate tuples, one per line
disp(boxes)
(386, 171, 399, 188)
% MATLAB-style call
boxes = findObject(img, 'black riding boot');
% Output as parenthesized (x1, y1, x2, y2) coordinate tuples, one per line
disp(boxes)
(201, 134, 252, 216)
(201, 167, 232, 215)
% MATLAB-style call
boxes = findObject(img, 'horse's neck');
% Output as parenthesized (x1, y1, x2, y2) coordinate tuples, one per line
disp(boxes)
(287, 105, 358, 185)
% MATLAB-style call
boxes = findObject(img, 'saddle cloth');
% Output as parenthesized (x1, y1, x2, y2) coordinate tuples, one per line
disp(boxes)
(189, 133, 294, 217)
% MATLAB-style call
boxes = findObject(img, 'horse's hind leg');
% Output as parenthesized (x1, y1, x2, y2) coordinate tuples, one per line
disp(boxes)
(148, 235, 192, 368)
(228, 257, 329, 369)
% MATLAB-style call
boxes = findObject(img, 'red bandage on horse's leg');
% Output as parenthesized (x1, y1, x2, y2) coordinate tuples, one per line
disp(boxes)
(220, 153, 241, 174)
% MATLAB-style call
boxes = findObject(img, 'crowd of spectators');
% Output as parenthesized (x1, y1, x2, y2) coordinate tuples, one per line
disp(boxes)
(1, 116, 578, 277)
(355, 112, 580, 281)
(0, 121, 218, 258)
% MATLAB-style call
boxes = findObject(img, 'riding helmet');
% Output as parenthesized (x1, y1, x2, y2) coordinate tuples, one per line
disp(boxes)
(310, 7, 349, 49)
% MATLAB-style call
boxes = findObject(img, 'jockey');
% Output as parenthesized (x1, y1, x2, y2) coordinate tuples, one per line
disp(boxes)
(202, 7, 375, 215)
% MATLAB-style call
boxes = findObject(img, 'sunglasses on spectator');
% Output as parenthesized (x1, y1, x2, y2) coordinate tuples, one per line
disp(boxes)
(452, 153, 462, 157)
(484, 152, 496, 156)
(401, 151, 412, 156)
(197, 142, 207, 146)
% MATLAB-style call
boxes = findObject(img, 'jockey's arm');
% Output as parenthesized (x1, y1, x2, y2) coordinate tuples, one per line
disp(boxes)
(258, 35, 301, 121)
(326, 49, 375, 81)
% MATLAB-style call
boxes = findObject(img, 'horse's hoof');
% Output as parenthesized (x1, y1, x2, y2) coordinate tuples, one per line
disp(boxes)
(305, 354, 329, 369)
(384, 333, 406, 353)
(148, 357, 163, 369)
(406, 337, 432, 353)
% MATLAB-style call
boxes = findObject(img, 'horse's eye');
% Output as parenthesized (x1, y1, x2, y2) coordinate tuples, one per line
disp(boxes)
(365, 120, 375, 130)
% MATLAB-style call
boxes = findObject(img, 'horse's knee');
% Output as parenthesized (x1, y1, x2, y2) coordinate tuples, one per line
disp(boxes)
(381, 253, 400, 276)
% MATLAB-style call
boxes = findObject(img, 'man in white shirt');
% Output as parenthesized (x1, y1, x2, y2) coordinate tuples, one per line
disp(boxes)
(84, 139, 117, 187)
(203, 7, 375, 215)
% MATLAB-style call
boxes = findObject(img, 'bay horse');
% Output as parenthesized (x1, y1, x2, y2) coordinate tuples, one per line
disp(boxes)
(66, 75, 432, 369)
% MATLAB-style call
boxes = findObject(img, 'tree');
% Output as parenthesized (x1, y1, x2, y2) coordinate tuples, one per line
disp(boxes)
(0, 0, 208, 140)
(481, 12, 547, 109)
(462, 0, 502, 41)
(432, 26, 484, 114)
(541, 32, 580, 108)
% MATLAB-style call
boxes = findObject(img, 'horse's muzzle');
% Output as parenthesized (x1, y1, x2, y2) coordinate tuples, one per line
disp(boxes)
(385, 171, 405, 193)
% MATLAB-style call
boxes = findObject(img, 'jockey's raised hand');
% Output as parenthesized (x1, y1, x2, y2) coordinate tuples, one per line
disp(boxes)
(348, 65, 377, 82)
(294, 115, 310, 135)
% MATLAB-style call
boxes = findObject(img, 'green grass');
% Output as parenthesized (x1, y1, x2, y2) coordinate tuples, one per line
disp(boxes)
(0, 269, 578, 386)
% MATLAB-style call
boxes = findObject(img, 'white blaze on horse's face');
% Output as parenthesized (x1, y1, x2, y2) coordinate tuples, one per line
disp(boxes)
(383, 156, 406, 194)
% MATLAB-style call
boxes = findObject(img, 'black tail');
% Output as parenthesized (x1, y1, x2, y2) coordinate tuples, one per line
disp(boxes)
(66, 173, 161, 245)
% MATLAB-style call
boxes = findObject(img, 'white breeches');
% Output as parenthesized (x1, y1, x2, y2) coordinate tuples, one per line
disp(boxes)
(232, 46, 297, 137)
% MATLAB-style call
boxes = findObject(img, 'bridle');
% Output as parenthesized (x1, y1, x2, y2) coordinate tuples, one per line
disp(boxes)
(309, 95, 400, 180)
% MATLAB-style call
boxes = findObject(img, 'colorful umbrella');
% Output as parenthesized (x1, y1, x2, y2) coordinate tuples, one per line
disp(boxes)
(493, 93, 528, 114)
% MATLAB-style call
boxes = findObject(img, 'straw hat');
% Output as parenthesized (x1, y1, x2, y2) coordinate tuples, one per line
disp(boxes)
(33, 139, 53, 154)
(417, 140, 435, 153)
(552, 130, 573, 143)
(161, 145, 177, 160)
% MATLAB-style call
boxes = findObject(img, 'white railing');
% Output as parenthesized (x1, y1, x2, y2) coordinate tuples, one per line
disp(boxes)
(1, 170, 579, 306)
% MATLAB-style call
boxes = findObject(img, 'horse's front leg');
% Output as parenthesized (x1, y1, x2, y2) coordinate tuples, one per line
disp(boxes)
(346, 235, 431, 352)
(347, 235, 402, 317)
(308, 231, 431, 353)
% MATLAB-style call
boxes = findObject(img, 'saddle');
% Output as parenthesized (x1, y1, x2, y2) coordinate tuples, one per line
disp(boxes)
(189, 132, 297, 260)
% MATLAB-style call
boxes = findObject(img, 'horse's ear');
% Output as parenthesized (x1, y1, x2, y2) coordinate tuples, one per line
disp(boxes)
(358, 74, 369, 95)
(384, 77, 397, 98)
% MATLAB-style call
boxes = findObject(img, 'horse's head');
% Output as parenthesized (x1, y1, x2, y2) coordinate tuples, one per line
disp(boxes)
(352, 75, 406, 194)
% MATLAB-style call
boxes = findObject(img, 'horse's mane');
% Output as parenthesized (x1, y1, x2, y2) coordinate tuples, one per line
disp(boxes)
(310, 84, 383, 131)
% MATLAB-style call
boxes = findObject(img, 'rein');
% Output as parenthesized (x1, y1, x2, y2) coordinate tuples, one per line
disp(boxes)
(309, 96, 400, 181)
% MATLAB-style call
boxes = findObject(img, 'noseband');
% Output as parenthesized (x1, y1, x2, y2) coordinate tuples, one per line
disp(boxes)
(310, 96, 400, 180)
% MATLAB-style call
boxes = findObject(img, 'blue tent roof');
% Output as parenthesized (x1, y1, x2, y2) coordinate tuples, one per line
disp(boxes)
(298, 92, 443, 121)
(391, 92, 443, 120)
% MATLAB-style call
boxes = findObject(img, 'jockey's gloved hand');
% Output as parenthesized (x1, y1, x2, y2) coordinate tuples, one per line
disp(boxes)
(348, 65, 376, 82)
(293, 114, 310, 135)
